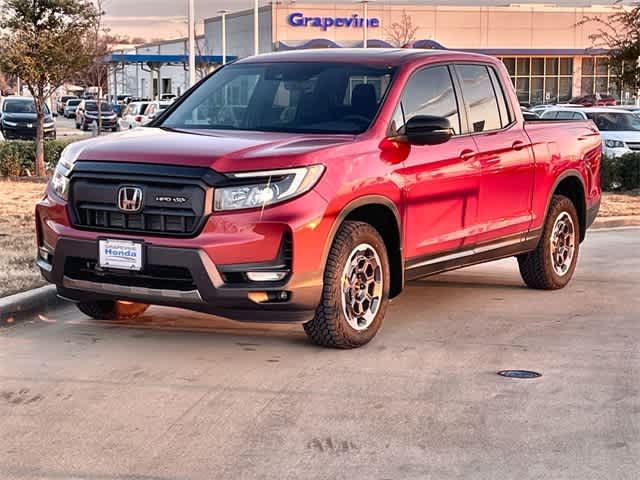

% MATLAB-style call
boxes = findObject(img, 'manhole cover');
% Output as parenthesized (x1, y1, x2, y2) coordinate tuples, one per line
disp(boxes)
(497, 370, 542, 379)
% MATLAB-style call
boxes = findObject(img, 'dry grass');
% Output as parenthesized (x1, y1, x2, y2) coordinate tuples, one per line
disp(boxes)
(0, 180, 638, 298)
(600, 190, 640, 217)
(0, 180, 47, 297)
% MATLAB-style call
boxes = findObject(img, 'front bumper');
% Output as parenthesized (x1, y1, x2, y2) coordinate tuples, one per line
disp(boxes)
(84, 117, 118, 128)
(2, 125, 56, 140)
(38, 236, 321, 323)
(603, 146, 633, 158)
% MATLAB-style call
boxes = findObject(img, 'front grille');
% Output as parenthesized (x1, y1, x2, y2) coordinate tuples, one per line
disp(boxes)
(70, 176, 207, 237)
(65, 257, 196, 291)
(626, 142, 640, 151)
(77, 206, 198, 235)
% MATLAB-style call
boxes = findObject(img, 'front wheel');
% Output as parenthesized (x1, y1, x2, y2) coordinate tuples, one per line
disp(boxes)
(304, 221, 390, 349)
(518, 194, 580, 290)
(76, 300, 149, 321)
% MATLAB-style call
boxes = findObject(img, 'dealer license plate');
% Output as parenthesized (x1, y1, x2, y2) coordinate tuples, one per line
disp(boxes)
(98, 239, 143, 271)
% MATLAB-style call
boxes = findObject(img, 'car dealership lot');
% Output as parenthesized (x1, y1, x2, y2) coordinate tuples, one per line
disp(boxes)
(1, 228, 638, 480)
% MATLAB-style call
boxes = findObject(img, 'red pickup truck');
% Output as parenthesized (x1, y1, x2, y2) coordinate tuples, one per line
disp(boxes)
(37, 49, 601, 348)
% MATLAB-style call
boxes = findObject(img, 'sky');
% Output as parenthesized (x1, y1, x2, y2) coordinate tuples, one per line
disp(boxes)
(101, 0, 626, 41)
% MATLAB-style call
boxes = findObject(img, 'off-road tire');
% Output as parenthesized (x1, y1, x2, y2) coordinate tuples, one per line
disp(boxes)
(76, 300, 149, 321)
(518, 194, 580, 290)
(303, 221, 390, 349)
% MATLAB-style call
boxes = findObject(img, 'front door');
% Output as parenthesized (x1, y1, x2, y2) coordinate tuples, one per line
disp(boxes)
(394, 65, 481, 262)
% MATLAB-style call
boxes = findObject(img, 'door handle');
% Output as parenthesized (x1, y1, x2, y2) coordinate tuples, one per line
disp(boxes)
(512, 140, 526, 151)
(459, 149, 477, 161)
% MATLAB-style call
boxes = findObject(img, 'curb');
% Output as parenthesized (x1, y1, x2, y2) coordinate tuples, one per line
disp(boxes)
(0, 285, 64, 322)
(592, 216, 640, 229)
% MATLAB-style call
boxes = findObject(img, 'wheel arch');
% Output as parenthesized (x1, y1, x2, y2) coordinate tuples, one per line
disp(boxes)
(322, 196, 404, 299)
(547, 170, 587, 242)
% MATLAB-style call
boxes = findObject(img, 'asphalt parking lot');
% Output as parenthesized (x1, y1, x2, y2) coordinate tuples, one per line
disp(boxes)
(0, 228, 638, 480)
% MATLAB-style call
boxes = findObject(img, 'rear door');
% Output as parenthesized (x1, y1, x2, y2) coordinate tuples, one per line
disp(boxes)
(454, 63, 535, 244)
(395, 65, 481, 261)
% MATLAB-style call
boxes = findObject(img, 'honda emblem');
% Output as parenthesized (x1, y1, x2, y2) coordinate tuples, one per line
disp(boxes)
(117, 186, 143, 212)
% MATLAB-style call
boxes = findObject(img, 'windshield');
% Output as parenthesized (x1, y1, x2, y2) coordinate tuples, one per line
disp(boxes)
(160, 62, 396, 134)
(587, 112, 640, 131)
(67, 100, 81, 107)
(86, 102, 113, 112)
(3, 99, 50, 114)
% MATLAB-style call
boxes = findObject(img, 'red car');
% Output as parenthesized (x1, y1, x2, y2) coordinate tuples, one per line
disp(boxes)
(37, 49, 602, 348)
(570, 94, 617, 107)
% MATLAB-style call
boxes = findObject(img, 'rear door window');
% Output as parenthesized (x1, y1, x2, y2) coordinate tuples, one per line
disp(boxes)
(456, 64, 503, 133)
(556, 111, 576, 120)
(390, 65, 461, 135)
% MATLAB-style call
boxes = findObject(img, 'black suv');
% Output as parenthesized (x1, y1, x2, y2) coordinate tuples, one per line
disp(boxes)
(0, 96, 56, 140)
(75, 100, 118, 131)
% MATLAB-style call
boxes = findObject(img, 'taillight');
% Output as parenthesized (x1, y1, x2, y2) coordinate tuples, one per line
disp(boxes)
(135, 115, 144, 122)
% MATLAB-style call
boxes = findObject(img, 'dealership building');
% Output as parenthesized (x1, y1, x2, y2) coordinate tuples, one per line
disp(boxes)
(108, 2, 631, 106)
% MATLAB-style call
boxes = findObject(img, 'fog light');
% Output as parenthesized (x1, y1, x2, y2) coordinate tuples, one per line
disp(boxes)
(248, 291, 290, 304)
(246, 271, 287, 282)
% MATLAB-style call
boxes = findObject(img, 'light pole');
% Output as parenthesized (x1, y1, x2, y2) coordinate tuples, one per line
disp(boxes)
(357, 0, 374, 49)
(188, 0, 196, 87)
(254, 0, 259, 56)
(218, 10, 230, 65)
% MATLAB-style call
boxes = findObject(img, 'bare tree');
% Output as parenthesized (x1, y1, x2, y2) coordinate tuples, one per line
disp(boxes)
(385, 10, 419, 48)
(579, 3, 640, 101)
(0, 0, 99, 175)
(75, 0, 112, 135)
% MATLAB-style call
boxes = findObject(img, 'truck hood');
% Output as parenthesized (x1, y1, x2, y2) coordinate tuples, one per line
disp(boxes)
(73, 127, 355, 172)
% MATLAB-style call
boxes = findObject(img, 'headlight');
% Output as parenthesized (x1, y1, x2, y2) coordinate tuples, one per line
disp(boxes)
(2, 120, 17, 127)
(50, 146, 78, 200)
(605, 139, 626, 149)
(214, 165, 325, 212)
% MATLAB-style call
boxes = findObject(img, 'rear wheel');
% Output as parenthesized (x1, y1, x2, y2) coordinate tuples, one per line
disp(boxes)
(518, 194, 580, 290)
(76, 300, 149, 321)
(304, 221, 390, 349)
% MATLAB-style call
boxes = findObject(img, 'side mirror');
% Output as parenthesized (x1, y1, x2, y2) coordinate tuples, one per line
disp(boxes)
(405, 115, 453, 146)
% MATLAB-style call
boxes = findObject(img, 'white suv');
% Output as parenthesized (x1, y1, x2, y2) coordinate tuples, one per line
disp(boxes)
(541, 107, 640, 158)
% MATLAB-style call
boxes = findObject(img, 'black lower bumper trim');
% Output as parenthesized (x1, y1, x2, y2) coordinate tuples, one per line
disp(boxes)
(41, 237, 320, 323)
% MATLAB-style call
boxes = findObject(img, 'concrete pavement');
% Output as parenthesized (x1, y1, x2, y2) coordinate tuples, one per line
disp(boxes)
(0, 229, 638, 480)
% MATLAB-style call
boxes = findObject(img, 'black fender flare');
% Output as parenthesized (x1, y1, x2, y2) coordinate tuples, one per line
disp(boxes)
(541, 169, 587, 240)
(320, 195, 404, 295)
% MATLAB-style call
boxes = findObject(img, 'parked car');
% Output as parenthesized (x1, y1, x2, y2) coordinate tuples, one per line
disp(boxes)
(570, 94, 617, 107)
(142, 101, 172, 124)
(38, 49, 601, 348)
(529, 103, 582, 115)
(56, 95, 78, 115)
(521, 107, 539, 121)
(118, 101, 151, 130)
(75, 100, 118, 131)
(0, 96, 56, 140)
(541, 107, 640, 157)
(63, 98, 82, 118)
(110, 103, 124, 118)
(611, 105, 640, 117)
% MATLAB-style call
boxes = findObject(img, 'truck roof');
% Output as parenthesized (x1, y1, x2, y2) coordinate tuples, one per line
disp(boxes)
(237, 48, 496, 66)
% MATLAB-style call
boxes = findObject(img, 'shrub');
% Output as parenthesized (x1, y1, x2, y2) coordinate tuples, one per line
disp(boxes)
(600, 155, 620, 191)
(618, 152, 640, 191)
(0, 137, 82, 177)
